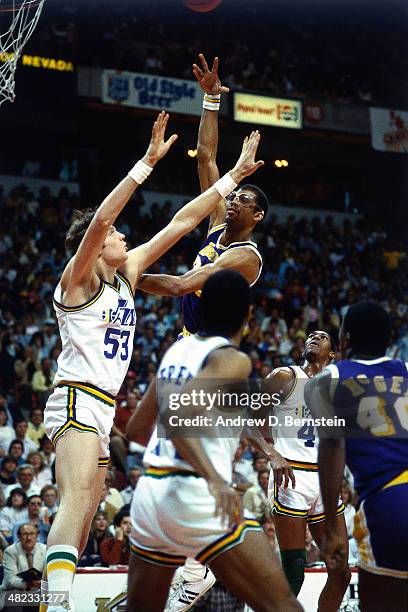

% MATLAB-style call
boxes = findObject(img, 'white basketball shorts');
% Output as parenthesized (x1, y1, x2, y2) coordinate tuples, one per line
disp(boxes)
(44, 381, 116, 465)
(130, 466, 262, 567)
(269, 459, 345, 524)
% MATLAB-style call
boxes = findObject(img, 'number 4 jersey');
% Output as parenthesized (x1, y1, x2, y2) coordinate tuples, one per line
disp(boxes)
(269, 365, 345, 522)
(53, 272, 136, 396)
(272, 366, 318, 465)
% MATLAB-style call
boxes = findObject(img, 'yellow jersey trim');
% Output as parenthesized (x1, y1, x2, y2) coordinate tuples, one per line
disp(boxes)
(207, 223, 226, 237)
(53, 282, 105, 313)
(358, 562, 408, 579)
(217, 240, 259, 251)
(382, 470, 408, 490)
(103, 276, 120, 293)
(116, 271, 134, 297)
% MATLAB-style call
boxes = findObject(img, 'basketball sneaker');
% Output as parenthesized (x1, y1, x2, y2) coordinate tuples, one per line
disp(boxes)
(165, 566, 216, 611)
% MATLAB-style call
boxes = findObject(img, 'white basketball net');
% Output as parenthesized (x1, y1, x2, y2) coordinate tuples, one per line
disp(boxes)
(0, 0, 45, 105)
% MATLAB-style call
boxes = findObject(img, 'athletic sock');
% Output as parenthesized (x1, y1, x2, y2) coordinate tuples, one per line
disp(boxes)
(46, 545, 78, 601)
(181, 558, 208, 582)
(280, 549, 306, 596)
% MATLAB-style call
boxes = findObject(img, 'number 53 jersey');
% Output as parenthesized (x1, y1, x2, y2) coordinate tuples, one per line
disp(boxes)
(52, 272, 136, 397)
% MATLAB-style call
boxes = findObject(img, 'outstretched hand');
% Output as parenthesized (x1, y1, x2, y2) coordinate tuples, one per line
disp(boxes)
(231, 131, 265, 181)
(142, 111, 178, 167)
(193, 53, 230, 96)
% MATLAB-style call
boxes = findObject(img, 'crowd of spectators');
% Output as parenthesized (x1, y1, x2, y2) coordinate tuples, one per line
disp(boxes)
(0, 181, 406, 597)
(27, 0, 408, 106)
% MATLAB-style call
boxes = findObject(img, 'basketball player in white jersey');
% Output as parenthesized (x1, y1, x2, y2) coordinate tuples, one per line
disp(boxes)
(126, 270, 302, 612)
(42, 112, 265, 611)
(264, 331, 351, 611)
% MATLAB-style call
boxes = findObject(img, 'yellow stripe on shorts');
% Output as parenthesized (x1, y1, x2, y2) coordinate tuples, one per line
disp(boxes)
(287, 459, 319, 471)
(57, 381, 115, 407)
(273, 499, 309, 518)
(307, 503, 345, 524)
(51, 420, 98, 446)
(197, 519, 261, 565)
(67, 387, 75, 419)
(144, 466, 199, 478)
(130, 542, 186, 567)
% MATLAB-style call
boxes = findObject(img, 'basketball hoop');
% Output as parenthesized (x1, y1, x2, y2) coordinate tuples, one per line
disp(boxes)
(0, 0, 46, 106)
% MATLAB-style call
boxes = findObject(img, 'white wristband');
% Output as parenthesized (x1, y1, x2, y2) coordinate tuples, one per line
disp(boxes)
(128, 160, 153, 185)
(213, 172, 238, 199)
(203, 93, 221, 111)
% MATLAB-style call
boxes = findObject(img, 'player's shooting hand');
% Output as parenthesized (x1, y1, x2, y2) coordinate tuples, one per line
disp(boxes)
(230, 131, 265, 182)
(142, 111, 178, 167)
(209, 478, 243, 529)
(192, 53, 230, 95)
(320, 528, 348, 572)
(269, 451, 296, 489)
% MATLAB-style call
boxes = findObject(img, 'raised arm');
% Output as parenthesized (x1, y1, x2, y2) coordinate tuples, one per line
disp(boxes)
(121, 130, 264, 290)
(193, 54, 230, 230)
(61, 111, 177, 301)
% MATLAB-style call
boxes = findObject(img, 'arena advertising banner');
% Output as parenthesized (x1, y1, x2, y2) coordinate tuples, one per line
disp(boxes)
(304, 100, 369, 134)
(102, 70, 204, 115)
(370, 107, 408, 152)
(0, 52, 74, 72)
(73, 568, 359, 611)
(234, 93, 302, 129)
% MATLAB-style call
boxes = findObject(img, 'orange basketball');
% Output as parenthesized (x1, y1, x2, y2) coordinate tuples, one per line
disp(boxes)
(182, 0, 222, 13)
